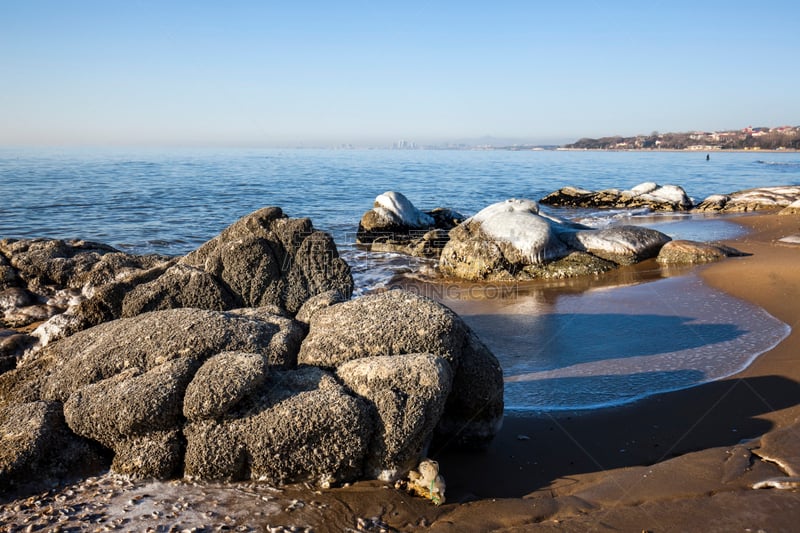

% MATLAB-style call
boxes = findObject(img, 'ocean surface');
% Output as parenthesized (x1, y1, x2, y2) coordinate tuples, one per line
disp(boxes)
(1, 147, 798, 411)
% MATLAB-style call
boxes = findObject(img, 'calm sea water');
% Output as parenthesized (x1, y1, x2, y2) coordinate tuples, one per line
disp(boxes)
(1, 147, 797, 411)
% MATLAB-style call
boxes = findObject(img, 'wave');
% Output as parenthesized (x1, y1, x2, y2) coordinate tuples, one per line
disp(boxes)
(755, 160, 800, 167)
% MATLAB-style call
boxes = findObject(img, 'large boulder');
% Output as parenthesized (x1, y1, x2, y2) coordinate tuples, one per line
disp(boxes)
(439, 199, 669, 280)
(179, 207, 353, 314)
(694, 186, 800, 212)
(336, 354, 452, 480)
(298, 290, 504, 449)
(560, 225, 672, 265)
(356, 192, 465, 257)
(184, 367, 373, 485)
(540, 182, 693, 211)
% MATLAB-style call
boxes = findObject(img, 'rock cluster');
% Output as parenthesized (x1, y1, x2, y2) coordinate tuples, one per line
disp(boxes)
(0, 208, 503, 494)
(0, 207, 354, 366)
(356, 192, 465, 257)
(439, 199, 672, 281)
(693, 186, 800, 213)
(540, 183, 693, 211)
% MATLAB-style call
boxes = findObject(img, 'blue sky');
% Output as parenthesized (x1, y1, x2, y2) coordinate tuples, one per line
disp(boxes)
(2, 1, 799, 147)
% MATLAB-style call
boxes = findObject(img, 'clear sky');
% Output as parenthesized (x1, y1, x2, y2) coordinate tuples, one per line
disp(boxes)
(2, 1, 799, 147)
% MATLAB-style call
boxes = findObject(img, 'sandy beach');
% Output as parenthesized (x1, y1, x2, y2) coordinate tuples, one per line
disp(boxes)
(2, 212, 799, 532)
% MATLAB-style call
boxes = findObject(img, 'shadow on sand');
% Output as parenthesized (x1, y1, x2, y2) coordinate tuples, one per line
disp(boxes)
(432, 374, 800, 500)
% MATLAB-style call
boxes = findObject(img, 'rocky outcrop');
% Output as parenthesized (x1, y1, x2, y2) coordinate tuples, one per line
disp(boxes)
(0, 208, 353, 365)
(439, 199, 670, 281)
(0, 289, 503, 489)
(356, 192, 465, 257)
(693, 186, 800, 213)
(540, 183, 693, 211)
(299, 290, 504, 449)
(656, 240, 747, 265)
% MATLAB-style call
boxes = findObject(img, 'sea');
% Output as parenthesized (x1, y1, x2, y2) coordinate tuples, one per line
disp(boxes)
(1, 147, 798, 412)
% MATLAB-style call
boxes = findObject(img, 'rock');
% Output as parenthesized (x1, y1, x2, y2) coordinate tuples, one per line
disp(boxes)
(436, 331, 504, 449)
(439, 199, 669, 280)
(560, 225, 672, 265)
(0, 331, 36, 373)
(336, 354, 452, 480)
(111, 429, 184, 479)
(779, 199, 800, 215)
(184, 367, 373, 485)
(3, 307, 302, 406)
(356, 192, 466, 257)
(121, 263, 238, 317)
(540, 182, 693, 211)
(183, 352, 269, 422)
(298, 290, 504, 450)
(694, 186, 800, 212)
(294, 289, 348, 325)
(656, 240, 747, 264)
(179, 207, 353, 315)
(439, 199, 574, 280)
(0, 238, 167, 294)
(0, 253, 19, 291)
(62, 359, 198, 449)
(0, 401, 105, 493)
(299, 290, 468, 368)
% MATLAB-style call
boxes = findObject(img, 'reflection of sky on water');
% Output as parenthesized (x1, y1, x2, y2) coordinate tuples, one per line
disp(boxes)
(458, 275, 790, 412)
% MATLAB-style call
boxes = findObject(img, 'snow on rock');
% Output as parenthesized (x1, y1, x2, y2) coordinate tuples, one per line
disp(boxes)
(373, 192, 435, 228)
(470, 199, 570, 264)
(695, 186, 800, 212)
(440, 198, 673, 280)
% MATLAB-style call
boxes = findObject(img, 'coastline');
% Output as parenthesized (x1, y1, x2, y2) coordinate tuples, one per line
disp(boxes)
(2, 212, 799, 532)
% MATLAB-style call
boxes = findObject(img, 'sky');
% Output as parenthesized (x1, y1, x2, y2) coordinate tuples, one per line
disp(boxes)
(2, 1, 799, 147)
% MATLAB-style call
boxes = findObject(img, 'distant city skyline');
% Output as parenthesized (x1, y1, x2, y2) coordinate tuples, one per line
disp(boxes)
(2, 1, 799, 147)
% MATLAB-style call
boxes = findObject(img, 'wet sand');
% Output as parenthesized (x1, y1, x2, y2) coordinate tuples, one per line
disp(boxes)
(2, 213, 799, 532)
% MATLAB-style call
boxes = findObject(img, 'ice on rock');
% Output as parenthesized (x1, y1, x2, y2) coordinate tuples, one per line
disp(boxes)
(471, 199, 570, 264)
(373, 191, 435, 228)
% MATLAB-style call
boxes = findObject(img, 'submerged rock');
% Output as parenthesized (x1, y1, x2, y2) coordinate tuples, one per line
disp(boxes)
(540, 182, 693, 211)
(694, 186, 800, 212)
(439, 198, 671, 280)
(357, 192, 465, 258)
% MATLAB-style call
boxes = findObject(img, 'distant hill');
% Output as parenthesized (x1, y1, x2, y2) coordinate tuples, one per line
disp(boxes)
(565, 126, 800, 151)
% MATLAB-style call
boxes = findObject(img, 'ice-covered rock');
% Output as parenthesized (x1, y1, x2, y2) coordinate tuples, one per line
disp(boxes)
(694, 186, 800, 212)
(779, 199, 800, 216)
(356, 192, 465, 257)
(440, 198, 668, 280)
(541, 182, 693, 211)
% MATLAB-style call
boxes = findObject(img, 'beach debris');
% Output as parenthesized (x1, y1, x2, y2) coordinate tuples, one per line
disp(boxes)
(395, 459, 446, 505)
